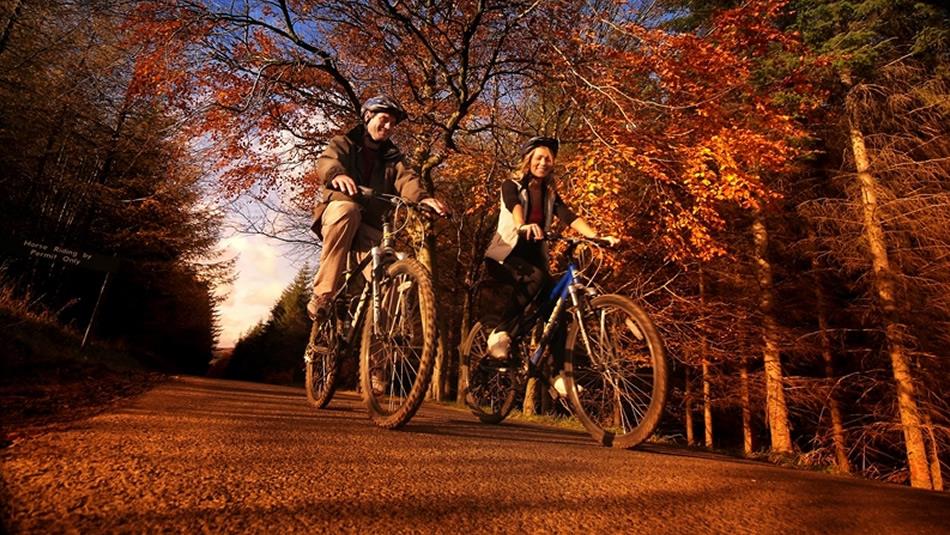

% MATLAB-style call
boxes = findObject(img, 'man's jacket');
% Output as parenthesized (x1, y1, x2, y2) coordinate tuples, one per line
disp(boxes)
(311, 124, 427, 238)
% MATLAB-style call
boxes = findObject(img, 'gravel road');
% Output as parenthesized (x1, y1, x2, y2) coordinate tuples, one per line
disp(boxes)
(2, 376, 947, 533)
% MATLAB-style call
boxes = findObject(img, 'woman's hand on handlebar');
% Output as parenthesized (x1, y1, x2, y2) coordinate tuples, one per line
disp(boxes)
(330, 174, 358, 196)
(520, 223, 544, 241)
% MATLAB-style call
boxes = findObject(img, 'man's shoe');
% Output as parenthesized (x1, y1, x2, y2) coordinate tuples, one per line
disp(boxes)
(307, 294, 332, 322)
(486, 330, 511, 359)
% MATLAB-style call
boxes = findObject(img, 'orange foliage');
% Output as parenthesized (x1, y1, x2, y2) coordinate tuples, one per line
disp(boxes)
(557, 0, 825, 263)
(124, 0, 824, 267)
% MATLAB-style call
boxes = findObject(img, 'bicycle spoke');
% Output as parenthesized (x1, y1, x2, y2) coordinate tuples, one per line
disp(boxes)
(566, 295, 668, 448)
(361, 258, 436, 428)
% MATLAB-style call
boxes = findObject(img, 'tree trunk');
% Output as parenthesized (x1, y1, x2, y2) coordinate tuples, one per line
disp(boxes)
(702, 358, 713, 449)
(843, 73, 932, 488)
(684, 369, 695, 447)
(752, 211, 793, 454)
(523, 378, 538, 416)
(814, 270, 851, 473)
(420, 237, 446, 402)
(922, 408, 943, 491)
(414, 140, 454, 403)
(810, 237, 851, 472)
(457, 229, 486, 401)
(457, 284, 472, 402)
(525, 327, 543, 414)
(414, 148, 448, 402)
(699, 266, 713, 448)
(739, 358, 753, 455)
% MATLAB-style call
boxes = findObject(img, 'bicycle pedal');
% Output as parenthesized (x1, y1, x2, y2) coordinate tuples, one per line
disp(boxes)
(483, 354, 518, 367)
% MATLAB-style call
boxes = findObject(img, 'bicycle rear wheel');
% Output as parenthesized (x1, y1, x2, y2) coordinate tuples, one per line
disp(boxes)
(564, 294, 668, 449)
(304, 311, 340, 409)
(359, 258, 437, 429)
(461, 321, 520, 424)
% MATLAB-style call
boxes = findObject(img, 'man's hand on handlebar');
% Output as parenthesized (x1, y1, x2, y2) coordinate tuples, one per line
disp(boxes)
(327, 179, 448, 217)
(330, 174, 358, 196)
(419, 197, 449, 216)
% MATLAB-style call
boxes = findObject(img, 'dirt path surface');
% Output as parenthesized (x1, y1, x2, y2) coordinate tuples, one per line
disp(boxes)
(2, 376, 947, 533)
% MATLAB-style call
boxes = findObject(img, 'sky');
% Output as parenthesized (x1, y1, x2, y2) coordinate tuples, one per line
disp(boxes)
(209, 122, 320, 349)
(215, 232, 297, 348)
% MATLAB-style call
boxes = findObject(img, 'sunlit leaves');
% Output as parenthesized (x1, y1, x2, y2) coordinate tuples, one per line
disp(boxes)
(555, 0, 821, 263)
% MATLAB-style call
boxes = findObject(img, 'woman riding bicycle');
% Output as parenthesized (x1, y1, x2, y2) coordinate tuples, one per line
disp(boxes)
(483, 136, 619, 393)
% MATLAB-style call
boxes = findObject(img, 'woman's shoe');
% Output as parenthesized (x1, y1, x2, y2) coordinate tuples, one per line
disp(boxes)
(486, 330, 511, 359)
(552, 374, 584, 397)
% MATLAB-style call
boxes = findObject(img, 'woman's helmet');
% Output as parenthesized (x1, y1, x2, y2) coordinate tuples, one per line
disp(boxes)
(361, 95, 408, 124)
(520, 136, 559, 158)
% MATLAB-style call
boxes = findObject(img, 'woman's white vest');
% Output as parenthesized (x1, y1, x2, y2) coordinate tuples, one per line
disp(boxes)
(485, 178, 557, 263)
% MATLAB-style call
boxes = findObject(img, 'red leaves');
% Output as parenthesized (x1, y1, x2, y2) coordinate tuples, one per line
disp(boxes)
(557, 0, 819, 264)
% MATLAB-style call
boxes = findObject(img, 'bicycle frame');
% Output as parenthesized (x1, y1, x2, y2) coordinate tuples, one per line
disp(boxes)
(330, 219, 405, 349)
(505, 261, 592, 374)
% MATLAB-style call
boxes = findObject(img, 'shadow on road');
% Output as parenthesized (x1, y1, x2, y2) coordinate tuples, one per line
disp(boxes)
(404, 417, 594, 449)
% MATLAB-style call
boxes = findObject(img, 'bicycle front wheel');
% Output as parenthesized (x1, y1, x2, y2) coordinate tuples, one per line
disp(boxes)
(564, 294, 668, 449)
(304, 311, 339, 409)
(359, 258, 437, 429)
(461, 321, 520, 424)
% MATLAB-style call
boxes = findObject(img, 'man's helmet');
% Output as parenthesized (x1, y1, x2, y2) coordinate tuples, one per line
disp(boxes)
(520, 136, 559, 158)
(361, 95, 408, 124)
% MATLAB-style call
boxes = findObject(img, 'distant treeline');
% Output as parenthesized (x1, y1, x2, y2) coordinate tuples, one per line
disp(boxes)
(226, 266, 312, 385)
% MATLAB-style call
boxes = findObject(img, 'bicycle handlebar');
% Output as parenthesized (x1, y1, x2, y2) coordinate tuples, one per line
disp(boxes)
(542, 232, 617, 250)
(328, 184, 446, 219)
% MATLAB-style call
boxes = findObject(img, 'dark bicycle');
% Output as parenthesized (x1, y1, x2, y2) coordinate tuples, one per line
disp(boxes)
(461, 235, 669, 448)
(304, 187, 439, 429)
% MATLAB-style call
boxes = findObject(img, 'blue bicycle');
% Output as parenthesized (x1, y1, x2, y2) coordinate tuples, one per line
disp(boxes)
(462, 235, 669, 448)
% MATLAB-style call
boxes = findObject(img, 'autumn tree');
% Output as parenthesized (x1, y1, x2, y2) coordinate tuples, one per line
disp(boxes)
(793, 0, 949, 489)
(0, 0, 226, 369)
(547, 0, 824, 455)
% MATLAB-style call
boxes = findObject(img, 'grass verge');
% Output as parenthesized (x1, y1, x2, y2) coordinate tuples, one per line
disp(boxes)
(0, 303, 165, 448)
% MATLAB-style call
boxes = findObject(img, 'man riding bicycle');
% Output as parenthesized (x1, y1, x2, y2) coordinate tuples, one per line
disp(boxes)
(308, 95, 447, 321)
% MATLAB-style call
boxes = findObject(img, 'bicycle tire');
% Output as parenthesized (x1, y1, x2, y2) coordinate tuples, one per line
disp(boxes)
(359, 258, 437, 429)
(461, 321, 520, 424)
(304, 311, 340, 409)
(564, 294, 668, 449)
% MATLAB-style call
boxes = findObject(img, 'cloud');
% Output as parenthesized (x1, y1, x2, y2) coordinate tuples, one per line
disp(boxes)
(210, 114, 327, 348)
(215, 233, 298, 347)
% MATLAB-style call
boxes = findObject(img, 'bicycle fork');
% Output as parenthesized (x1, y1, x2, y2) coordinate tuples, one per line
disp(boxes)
(369, 242, 407, 338)
(371, 245, 385, 337)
